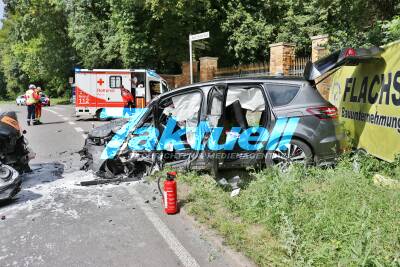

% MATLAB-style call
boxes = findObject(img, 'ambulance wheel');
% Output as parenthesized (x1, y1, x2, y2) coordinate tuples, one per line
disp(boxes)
(95, 109, 107, 121)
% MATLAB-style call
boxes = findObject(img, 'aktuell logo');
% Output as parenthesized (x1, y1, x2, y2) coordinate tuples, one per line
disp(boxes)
(99, 108, 300, 160)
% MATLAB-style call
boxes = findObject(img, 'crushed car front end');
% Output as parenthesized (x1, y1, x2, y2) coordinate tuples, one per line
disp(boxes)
(80, 107, 158, 182)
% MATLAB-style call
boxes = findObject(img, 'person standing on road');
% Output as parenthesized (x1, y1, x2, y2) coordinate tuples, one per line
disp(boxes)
(120, 85, 134, 109)
(34, 86, 43, 125)
(25, 84, 40, 126)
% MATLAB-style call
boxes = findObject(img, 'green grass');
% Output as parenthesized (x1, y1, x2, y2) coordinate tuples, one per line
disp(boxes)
(0, 99, 14, 104)
(51, 97, 71, 105)
(168, 154, 400, 266)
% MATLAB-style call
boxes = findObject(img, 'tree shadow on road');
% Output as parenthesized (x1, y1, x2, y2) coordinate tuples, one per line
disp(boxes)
(76, 118, 98, 122)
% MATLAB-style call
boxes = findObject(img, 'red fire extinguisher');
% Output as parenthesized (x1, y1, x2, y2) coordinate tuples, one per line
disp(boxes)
(158, 171, 178, 214)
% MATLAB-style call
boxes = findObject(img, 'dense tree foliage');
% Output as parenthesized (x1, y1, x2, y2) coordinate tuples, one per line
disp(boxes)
(0, 0, 399, 98)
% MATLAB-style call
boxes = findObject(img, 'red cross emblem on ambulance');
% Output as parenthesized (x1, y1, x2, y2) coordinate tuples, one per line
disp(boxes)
(97, 79, 104, 86)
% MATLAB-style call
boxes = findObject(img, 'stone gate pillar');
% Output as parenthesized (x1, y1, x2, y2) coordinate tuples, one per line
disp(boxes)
(269, 42, 295, 75)
(311, 35, 329, 62)
(199, 57, 218, 82)
(311, 35, 330, 100)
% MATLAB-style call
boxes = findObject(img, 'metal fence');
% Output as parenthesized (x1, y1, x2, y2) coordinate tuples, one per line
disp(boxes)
(288, 57, 311, 77)
(214, 62, 270, 79)
(213, 57, 311, 79)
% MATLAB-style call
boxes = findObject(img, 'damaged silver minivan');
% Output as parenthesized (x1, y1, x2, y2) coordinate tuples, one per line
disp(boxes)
(80, 48, 382, 180)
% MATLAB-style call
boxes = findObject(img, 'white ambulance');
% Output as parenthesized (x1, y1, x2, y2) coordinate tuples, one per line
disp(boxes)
(75, 69, 169, 118)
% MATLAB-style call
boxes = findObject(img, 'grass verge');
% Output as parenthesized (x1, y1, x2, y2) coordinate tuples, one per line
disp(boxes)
(0, 99, 14, 104)
(165, 153, 400, 266)
(51, 97, 71, 105)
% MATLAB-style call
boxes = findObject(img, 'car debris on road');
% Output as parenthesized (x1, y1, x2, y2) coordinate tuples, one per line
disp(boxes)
(0, 111, 33, 202)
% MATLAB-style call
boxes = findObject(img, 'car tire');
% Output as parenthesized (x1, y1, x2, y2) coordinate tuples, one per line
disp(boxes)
(265, 139, 313, 169)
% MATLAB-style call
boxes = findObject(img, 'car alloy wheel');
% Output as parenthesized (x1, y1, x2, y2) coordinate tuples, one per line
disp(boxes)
(265, 140, 312, 169)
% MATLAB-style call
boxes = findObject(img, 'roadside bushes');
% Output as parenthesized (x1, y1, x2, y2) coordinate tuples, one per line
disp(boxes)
(178, 154, 400, 266)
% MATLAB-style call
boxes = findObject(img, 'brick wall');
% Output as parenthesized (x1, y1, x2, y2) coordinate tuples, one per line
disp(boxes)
(161, 61, 198, 89)
(311, 35, 330, 100)
(269, 42, 295, 75)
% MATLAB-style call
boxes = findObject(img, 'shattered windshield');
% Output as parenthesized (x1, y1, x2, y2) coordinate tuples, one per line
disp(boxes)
(161, 91, 203, 148)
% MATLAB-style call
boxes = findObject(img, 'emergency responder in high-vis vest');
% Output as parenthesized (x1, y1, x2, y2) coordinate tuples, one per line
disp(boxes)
(35, 87, 43, 124)
(25, 84, 40, 126)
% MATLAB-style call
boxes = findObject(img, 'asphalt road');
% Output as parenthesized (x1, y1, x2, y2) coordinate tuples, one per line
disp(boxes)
(0, 103, 251, 267)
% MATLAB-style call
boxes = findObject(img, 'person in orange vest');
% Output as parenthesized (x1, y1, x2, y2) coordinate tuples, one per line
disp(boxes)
(34, 87, 43, 125)
(120, 85, 134, 109)
(25, 84, 40, 126)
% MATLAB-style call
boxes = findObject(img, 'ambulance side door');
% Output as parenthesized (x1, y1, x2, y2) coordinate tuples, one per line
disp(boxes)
(107, 74, 123, 104)
(108, 74, 125, 104)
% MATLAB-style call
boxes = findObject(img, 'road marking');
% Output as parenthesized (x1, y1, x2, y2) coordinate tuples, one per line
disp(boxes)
(43, 107, 85, 138)
(43, 108, 59, 115)
(126, 186, 200, 267)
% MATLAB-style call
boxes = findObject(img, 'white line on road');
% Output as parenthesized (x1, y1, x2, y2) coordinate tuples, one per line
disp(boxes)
(43, 108, 59, 115)
(127, 186, 200, 267)
(44, 107, 86, 139)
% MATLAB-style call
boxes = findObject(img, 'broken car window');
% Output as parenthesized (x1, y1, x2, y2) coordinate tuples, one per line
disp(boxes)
(160, 91, 202, 149)
(225, 86, 266, 128)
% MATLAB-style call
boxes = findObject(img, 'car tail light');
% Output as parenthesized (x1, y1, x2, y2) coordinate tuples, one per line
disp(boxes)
(307, 106, 338, 120)
(344, 48, 357, 57)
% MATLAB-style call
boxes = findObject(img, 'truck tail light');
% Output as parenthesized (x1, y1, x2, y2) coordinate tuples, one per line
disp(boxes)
(306, 106, 338, 120)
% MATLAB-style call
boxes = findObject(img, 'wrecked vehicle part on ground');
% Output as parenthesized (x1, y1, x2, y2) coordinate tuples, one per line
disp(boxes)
(0, 111, 33, 201)
(0, 111, 32, 172)
(0, 163, 21, 202)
